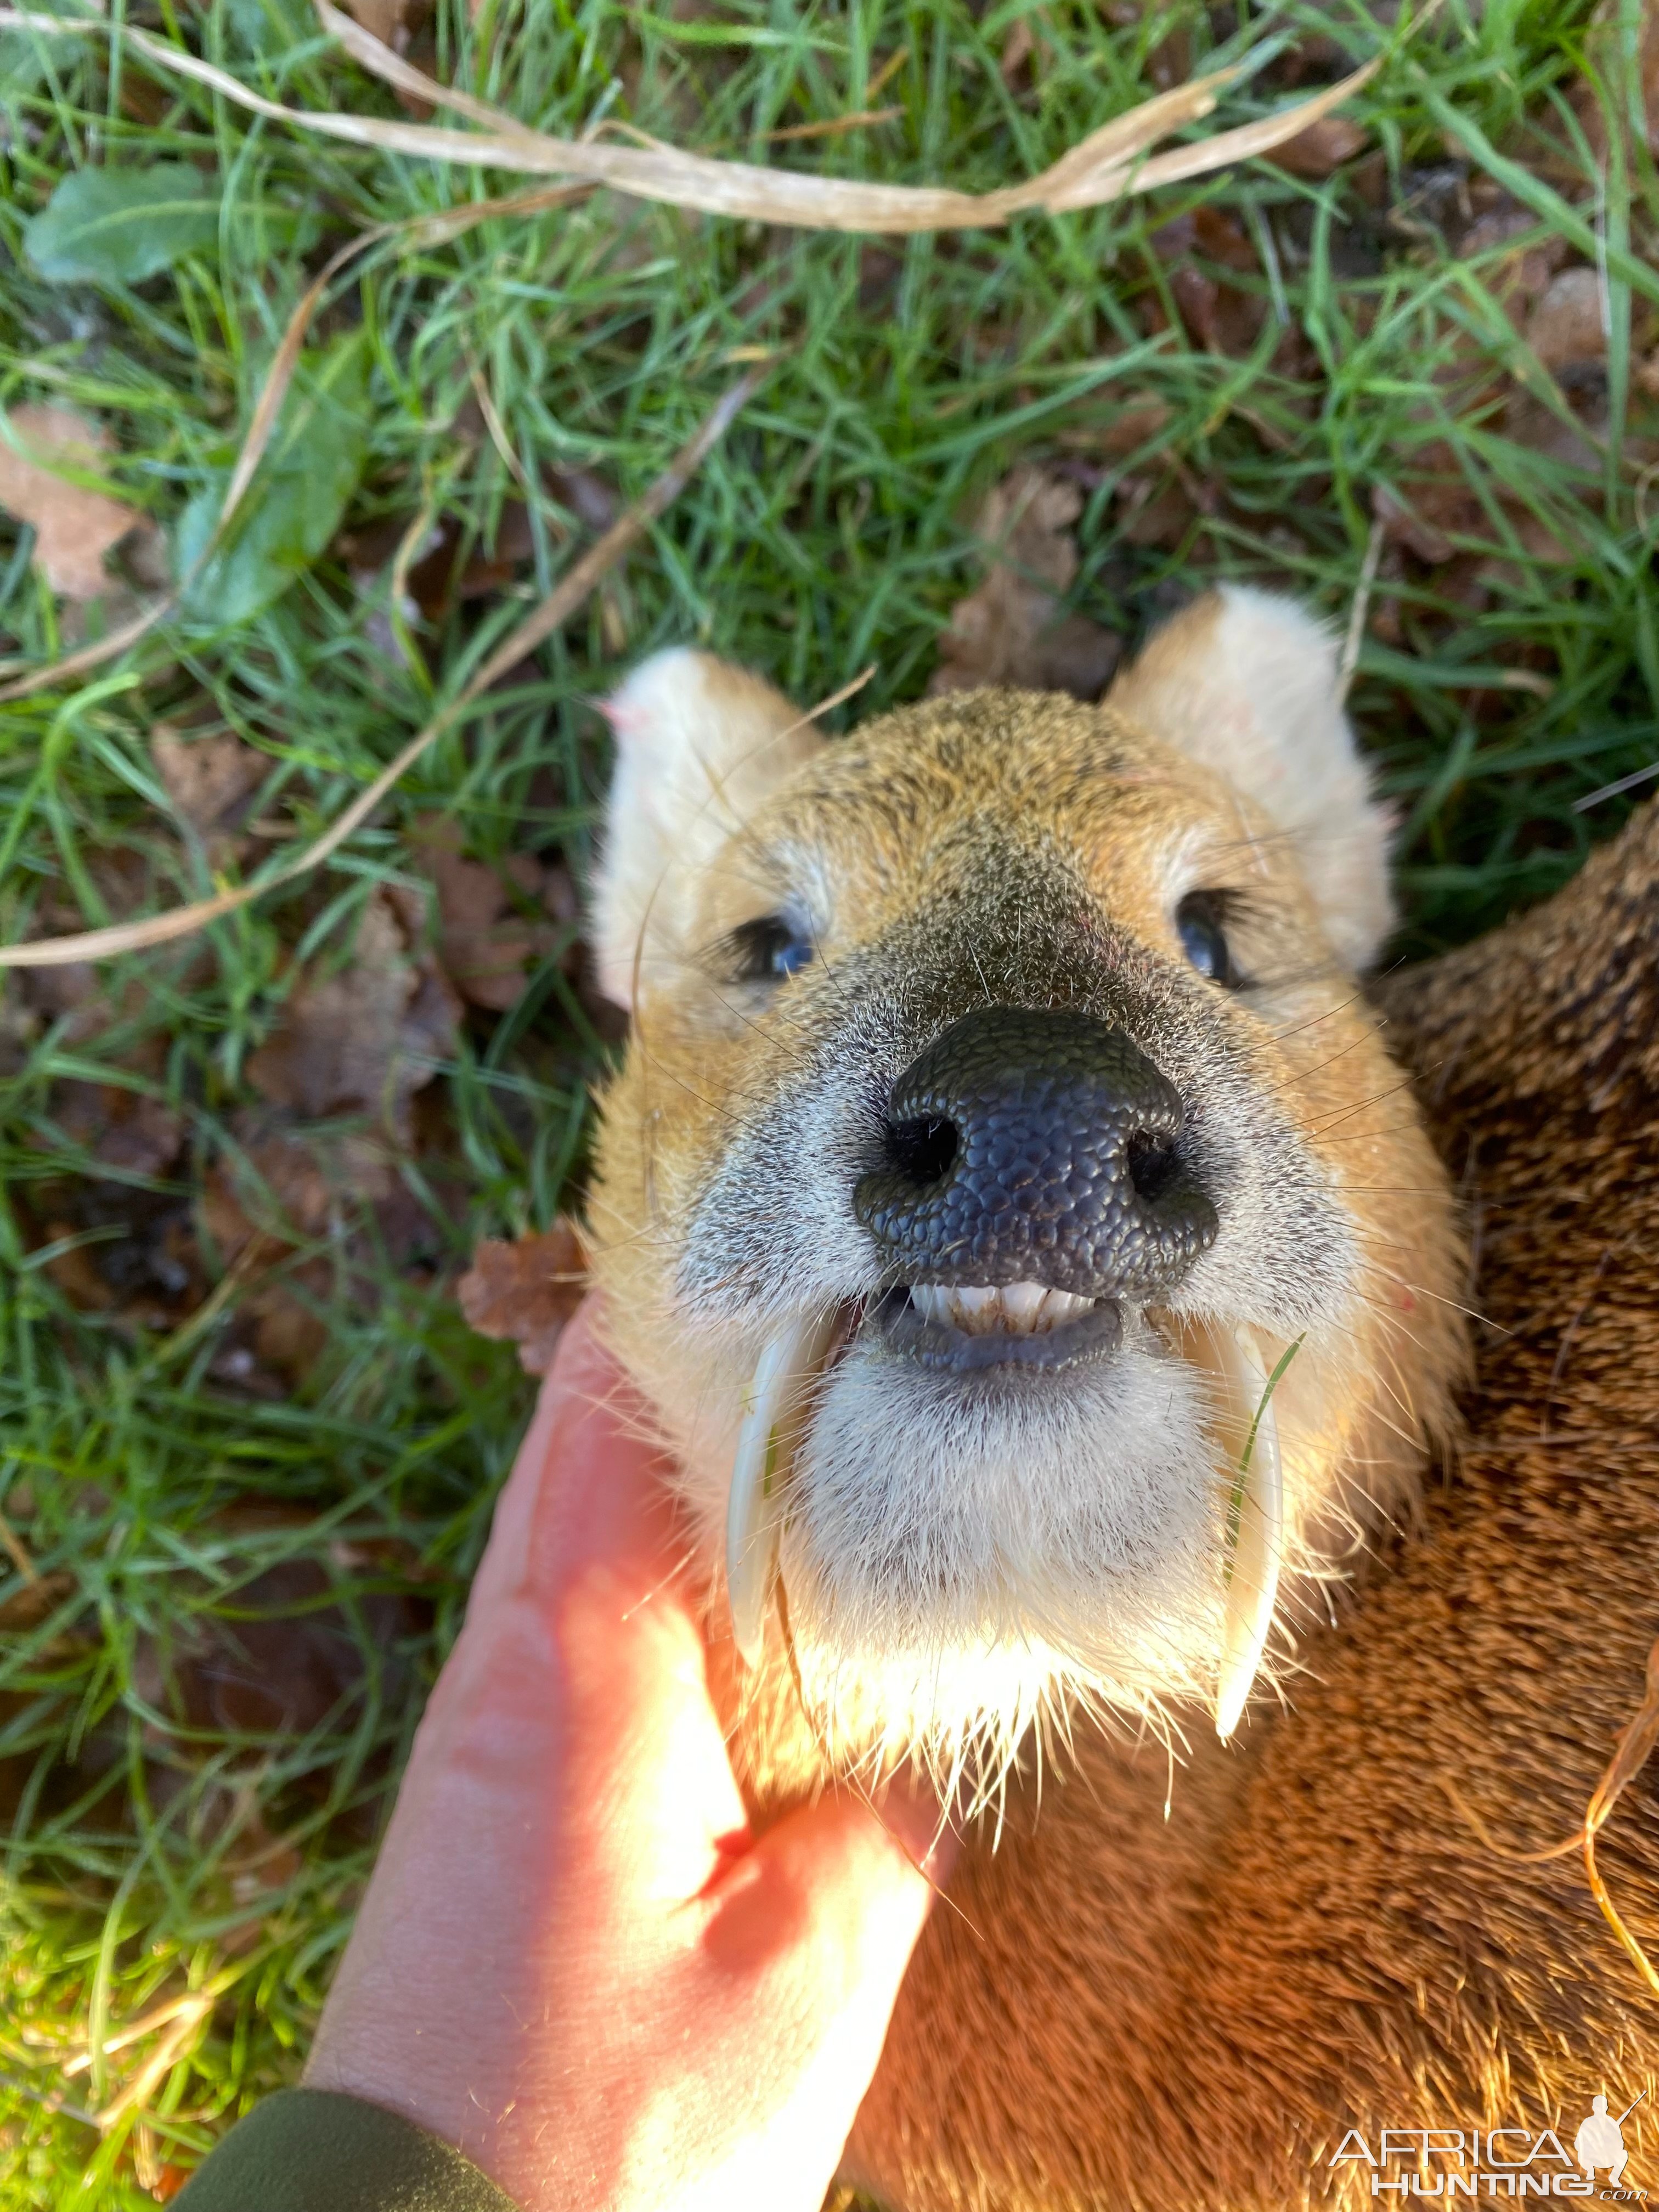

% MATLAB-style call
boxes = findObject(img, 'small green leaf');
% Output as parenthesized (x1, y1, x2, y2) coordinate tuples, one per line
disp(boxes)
(177, 333, 370, 630)
(25, 165, 221, 285)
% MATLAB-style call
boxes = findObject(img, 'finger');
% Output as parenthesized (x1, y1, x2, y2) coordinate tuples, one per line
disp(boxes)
(428, 1298, 748, 1875)
(702, 1789, 935, 1992)
(696, 1794, 939, 2194)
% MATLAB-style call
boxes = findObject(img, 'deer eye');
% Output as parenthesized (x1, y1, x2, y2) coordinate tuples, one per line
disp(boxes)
(729, 915, 815, 982)
(1175, 891, 1236, 988)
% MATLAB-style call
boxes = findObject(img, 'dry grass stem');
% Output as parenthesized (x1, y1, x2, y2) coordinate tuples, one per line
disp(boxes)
(60, 1991, 215, 2081)
(1445, 1634, 1659, 1997)
(0, 4, 1390, 235)
(760, 106, 902, 145)
(91, 2001, 213, 2132)
(1339, 518, 1387, 701)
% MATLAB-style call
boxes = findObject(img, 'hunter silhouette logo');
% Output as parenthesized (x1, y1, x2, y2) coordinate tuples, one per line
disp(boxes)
(1331, 2091, 1651, 2196)
(1576, 2092, 1646, 2193)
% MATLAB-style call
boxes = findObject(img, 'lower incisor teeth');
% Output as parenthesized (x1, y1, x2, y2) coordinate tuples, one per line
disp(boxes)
(911, 1282, 1094, 1335)
(1000, 1282, 1047, 1329)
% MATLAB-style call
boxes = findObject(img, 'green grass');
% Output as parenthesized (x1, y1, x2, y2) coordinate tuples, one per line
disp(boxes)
(0, 0, 1655, 2198)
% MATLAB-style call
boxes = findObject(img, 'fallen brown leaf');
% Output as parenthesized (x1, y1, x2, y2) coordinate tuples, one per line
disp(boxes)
(1113, 471, 1202, 554)
(342, 0, 436, 117)
(342, 0, 406, 45)
(1099, 4, 1192, 91)
(151, 727, 266, 837)
(0, 404, 158, 602)
(410, 815, 555, 1013)
(40, 1014, 190, 1181)
(1362, 208, 1596, 600)
(1055, 393, 1173, 460)
(1503, 394, 1604, 479)
(458, 1218, 586, 1374)
(346, 469, 620, 631)
(1150, 207, 1263, 358)
(94, 1093, 188, 1180)
(1000, 15, 1036, 86)
(541, 857, 580, 932)
(132, 1522, 432, 1849)
(1372, 479, 1455, 565)
(200, 1126, 357, 1264)
(1267, 113, 1368, 177)
(0, 1571, 76, 1633)
(1457, 204, 1566, 334)
(1568, 0, 1659, 167)
(14, 861, 161, 1047)
(41, 1226, 118, 1314)
(930, 466, 1122, 699)
(32, 1169, 201, 1327)
(245, 889, 461, 1141)
(246, 1284, 330, 1379)
(547, 463, 621, 534)
(197, 1116, 446, 1387)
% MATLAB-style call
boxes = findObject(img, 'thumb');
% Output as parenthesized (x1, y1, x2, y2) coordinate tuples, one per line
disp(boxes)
(691, 1791, 946, 2209)
(707, 1788, 944, 2098)
(659, 1796, 946, 2212)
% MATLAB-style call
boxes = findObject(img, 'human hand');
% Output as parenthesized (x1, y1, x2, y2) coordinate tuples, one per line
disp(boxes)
(306, 1300, 950, 2212)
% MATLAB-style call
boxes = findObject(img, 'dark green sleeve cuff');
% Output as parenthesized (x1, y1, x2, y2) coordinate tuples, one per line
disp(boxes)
(173, 2087, 521, 2212)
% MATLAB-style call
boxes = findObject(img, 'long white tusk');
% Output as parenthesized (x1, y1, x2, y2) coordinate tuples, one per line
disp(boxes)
(726, 1312, 837, 1669)
(1214, 1326, 1285, 1742)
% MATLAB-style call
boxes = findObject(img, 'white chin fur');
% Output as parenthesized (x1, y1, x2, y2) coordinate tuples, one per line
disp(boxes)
(779, 1324, 1220, 1709)
(720, 1306, 1290, 1773)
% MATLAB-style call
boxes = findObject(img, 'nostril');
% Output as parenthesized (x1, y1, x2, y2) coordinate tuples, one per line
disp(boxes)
(885, 1114, 960, 1187)
(1126, 1128, 1181, 1205)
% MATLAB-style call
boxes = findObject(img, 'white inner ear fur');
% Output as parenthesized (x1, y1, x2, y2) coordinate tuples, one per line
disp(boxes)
(1108, 584, 1396, 972)
(591, 648, 821, 1008)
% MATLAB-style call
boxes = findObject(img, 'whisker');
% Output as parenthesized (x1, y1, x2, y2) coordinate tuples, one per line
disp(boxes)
(1267, 987, 1367, 1044)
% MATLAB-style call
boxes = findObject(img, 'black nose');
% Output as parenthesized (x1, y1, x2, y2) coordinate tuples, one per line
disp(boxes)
(854, 1007, 1217, 1300)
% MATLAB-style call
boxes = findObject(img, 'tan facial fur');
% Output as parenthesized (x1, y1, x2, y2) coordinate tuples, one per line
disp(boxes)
(583, 588, 1467, 1802)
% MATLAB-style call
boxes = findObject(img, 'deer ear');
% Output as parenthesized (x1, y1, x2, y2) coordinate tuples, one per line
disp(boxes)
(1108, 586, 1395, 971)
(590, 649, 821, 1009)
